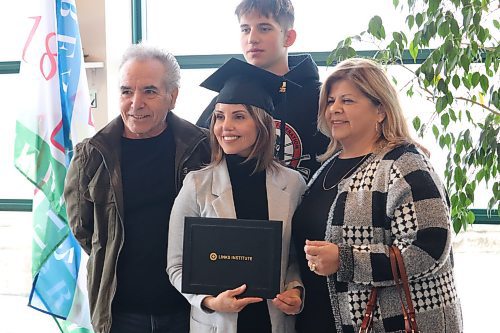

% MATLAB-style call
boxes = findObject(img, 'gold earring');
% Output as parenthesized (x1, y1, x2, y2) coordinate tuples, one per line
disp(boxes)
(375, 121, 381, 133)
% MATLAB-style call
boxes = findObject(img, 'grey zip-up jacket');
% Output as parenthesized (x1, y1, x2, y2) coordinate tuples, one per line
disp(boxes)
(64, 112, 211, 333)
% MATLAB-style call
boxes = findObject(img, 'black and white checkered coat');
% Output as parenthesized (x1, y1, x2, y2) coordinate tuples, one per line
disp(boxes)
(311, 144, 462, 333)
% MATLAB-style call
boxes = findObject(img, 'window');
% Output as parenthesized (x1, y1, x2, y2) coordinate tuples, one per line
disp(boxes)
(0, 74, 34, 199)
(1, 2, 30, 62)
(145, 0, 415, 55)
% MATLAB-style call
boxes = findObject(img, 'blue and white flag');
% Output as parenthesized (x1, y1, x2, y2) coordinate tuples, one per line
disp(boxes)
(14, 0, 94, 332)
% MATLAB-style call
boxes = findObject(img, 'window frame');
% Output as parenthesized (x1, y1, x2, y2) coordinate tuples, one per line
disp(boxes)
(0, 0, 496, 225)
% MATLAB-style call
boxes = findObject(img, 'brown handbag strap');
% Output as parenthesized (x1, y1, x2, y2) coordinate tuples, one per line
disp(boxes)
(389, 246, 410, 328)
(359, 287, 378, 333)
(392, 246, 419, 332)
(359, 247, 420, 333)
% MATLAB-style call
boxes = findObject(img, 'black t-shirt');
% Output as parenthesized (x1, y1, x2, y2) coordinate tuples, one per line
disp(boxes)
(292, 154, 368, 332)
(113, 128, 189, 315)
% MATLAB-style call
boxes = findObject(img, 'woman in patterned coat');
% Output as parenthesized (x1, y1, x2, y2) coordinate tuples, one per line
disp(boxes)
(292, 58, 462, 333)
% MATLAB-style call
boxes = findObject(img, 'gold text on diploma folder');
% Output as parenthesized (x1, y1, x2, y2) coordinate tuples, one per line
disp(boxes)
(209, 252, 253, 262)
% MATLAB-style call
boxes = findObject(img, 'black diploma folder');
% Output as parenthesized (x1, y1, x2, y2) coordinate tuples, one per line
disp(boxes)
(181, 217, 282, 299)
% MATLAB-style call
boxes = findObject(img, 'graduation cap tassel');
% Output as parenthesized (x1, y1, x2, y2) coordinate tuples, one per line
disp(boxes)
(277, 80, 287, 161)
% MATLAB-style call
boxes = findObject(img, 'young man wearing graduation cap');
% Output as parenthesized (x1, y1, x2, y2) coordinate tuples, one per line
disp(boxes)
(167, 58, 306, 333)
(196, 0, 329, 181)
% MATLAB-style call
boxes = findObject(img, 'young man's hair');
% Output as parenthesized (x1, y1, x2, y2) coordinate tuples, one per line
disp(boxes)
(209, 104, 278, 173)
(235, 0, 295, 30)
(119, 43, 180, 93)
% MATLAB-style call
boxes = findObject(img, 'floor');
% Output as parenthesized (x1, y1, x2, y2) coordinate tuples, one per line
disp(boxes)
(1, 211, 498, 332)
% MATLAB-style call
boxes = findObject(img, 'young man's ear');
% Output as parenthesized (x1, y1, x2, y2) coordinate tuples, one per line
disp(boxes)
(284, 29, 297, 48)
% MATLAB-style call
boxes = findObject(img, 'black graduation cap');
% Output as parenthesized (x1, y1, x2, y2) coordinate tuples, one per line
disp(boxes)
(200, 58, 300, 117)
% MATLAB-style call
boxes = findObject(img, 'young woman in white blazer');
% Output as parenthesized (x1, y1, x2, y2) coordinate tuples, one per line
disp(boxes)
(167, 58, 306, 333)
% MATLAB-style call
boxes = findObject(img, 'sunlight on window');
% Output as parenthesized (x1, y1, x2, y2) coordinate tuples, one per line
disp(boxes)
(145, 0, 407, 54)
(0, 74, 35, 199)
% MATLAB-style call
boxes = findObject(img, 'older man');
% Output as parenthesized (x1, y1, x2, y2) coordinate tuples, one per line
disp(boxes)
(64, 44, 211, 333)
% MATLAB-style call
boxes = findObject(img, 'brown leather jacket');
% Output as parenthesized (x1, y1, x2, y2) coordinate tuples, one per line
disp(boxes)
(64, 112, 211, 333)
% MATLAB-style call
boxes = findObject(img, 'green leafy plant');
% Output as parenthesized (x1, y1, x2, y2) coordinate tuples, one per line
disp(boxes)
(328, 0, 499, 232)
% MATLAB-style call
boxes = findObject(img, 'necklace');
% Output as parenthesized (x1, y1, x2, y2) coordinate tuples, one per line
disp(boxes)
(322, 154, 371, 191)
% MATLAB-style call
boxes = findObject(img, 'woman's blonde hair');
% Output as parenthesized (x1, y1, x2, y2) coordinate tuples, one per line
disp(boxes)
(317, 58, 426, 161)
(209, 104, 278, 173)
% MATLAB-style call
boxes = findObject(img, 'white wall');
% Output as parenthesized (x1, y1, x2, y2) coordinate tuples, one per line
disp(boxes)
(76, 0, 132, 130)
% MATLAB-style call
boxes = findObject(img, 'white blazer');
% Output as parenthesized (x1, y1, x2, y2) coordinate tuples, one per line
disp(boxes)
(167, 159, 306, 333)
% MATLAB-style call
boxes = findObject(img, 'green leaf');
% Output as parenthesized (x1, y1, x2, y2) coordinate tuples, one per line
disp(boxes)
(459, 191, 467, 205)
(444, 134, 453, 148)
(416, 13, 424, 27)
(488, 197, 498, 211)
(406, 85, 414, 98)
(438, 20, 450, 37)
(454, 166, 463, 185)
(450, 193, 459, 207)
(494, 19, 500, 30)
(450, 17, 460, 37)
(431, 49, 442, 63)
(473, 11, 481, 26)
(476, 169, 485, 182)
(471, 40, 478, 55)
(409, 40, 418, 62)
(471, 72, 480, 87)
(441, 113, 450, 128)
(401, 32, 408, 44)
(445, 47, 459, 75)
(428, 0, 441, 16)
(456, 139, 463, 154)
(485, 53, 493, 72)
(462, 74, 471, 89)
(393, 32, 403, 46)
(462, 7, 472, 29)
(465, 110, 473, 123)
(446, 92, 454, 106)
(453, 219, 462, 233)
(368, 16, 386, 40)
(449, 108, 457, 121)
(439, 135, 446, 148)
(463, 129, 472, 149)
(466, 211, 475, 224)
(432, 125, 439, 139)
(479, 74, 489, 93)
(407, 15, 415, 30)
(419, 58, 432, 80)
(452, 74, 460, 89)
(460, 54, 470, 73)
(389, 41, 399, 58)
(347, 46, 357, 58)
(412, 116, 421, 131)
(422, 21, 436, 46)
(436, 96, 448, 113)
(465, 184, 475, 203)
(393, 0, 399, 8)
(478, 27, 487, 43)
(437, 78, 447, 93)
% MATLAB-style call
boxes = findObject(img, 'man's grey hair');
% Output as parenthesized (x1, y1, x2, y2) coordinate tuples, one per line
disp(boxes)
(120, 43, 181, 92)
